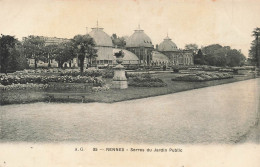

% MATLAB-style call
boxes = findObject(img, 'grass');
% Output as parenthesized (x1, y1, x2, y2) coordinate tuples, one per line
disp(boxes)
(0, 71, 257, 105)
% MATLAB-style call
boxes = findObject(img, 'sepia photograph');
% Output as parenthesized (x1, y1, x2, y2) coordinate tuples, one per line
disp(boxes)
(0, 0, 260, 166)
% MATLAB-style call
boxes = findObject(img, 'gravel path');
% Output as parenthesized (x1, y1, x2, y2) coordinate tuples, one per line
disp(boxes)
(0, 78, 259, 144)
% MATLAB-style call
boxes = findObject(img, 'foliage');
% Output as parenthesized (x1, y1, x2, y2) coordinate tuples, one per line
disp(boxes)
(101, 67, 114, 78)
(248, 27, 260, 67)
(60, 69, 102, 77)
(194, 49, 205, 65)
(22, 35, 46, 69)
(172, 72, 233, 82)
(60, 68, 113, 78)
(71, 35, 97, 74)
(201, 44, 245, 67)
(43, 44, 58, 67)
(185, 43, 198, 53)
(0, 83, 47, 91)
(226, 49, 246, 67)
(111, 34, 126, 48)
(129, 74, 166, 87)
(53, 41, 75, 68)
(0, 35, 19, 73)
(0, 74, 104, 86)
(91, 85, 110, 92)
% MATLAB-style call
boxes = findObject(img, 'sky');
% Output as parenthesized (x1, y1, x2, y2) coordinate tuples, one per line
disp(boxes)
(0, 0, 260, 57)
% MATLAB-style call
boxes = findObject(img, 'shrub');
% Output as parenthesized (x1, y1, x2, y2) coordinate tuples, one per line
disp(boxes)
(0, 83, 48, 91)
(129, 74, 166, 87)
(60, 69, 103, 77)
(0, 75, 104, 85)
(101, 67, 114, 78)
(172, 72, 233, 82)
(91, 85, 110, 92)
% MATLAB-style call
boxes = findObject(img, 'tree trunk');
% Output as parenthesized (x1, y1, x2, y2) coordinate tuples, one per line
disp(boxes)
(80, 58, 84, 75)
(34, 59, 37, 69)
(48, 54, 51, 68)
(58, 61, 62, 68)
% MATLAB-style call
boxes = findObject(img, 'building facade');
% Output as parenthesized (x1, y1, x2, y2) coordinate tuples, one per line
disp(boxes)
(125, 26, 154, 65)
(157, 35, 194, 66)
(27, 25, 194, 69)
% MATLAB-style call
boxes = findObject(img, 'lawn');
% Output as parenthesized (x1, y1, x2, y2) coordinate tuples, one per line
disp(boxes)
(1, 70, 256, 105)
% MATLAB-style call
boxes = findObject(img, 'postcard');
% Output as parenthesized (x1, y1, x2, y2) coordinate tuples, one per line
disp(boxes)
(0, 0, 259, 166)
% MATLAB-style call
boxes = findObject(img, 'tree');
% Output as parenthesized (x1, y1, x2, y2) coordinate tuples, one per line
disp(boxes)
(249, 27, 260, 67)
(202, 44, 245, 67)
(226, 49, 246, 67)
(202, 44, 226, 66)
(0, 35, 17, 73)
(7, 41, 29, 71)
(184, 43, 198, 53)
(22, 35, 45, 69)
(111, 33, 126, 48)
(86, 47, 98, 67)
(53, 41, 75, 68)
(71, 35, 96, 74)
(202, 44, 223, 55)
(43, 44, 58, 67)
(194, 49, 205, 65)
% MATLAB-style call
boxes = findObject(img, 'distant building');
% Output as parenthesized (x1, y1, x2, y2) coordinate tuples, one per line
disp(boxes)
(126, 25, 154, 65)
(157, 34, 194, 66)
(27, 24, 194, 69)
(39, 36, 70, 45)
(88, 25, 114, 65)
(88, 23, 139, 67)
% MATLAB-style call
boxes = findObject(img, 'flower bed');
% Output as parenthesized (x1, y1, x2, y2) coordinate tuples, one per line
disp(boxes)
(129, 74, 167, 87)
(47, 82, 93, 91)
(0, 83, 48, 91)
(172, 72, 233, 82)
(59, 68, 114, 78)
(0, 75, 104, 86)
(101, 68, 114, 78)
(219, 68, 233, 72)
(60, 69, 103, 77)
(202, 66, 221, 71)
(91, 85, 110, 92)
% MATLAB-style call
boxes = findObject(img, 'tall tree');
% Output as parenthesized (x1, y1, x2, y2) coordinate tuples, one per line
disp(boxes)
(43, 44, 58, 68)
(22, 35, 45, 69)
(202, 44, 245, 67)
(86, 47, 98, 67)
(0, 35, 17, 73)
(53, 41, 75, 68)
(111, 33, 126, 48)
(7, 41, 29, 71)
(71, 35, 96, 74)
(185, 43, 198, 53)
(194, 49, 205, 65)
(226, 49, 246, 67)
(249, 27, 260, 67)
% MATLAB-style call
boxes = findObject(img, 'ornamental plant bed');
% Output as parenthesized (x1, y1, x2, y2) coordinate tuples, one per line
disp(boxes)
(171, 72, 233, 82)
(128, 74, 167, 87)
(47, 82, 94, 91)
(0, 75, 104, 85)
